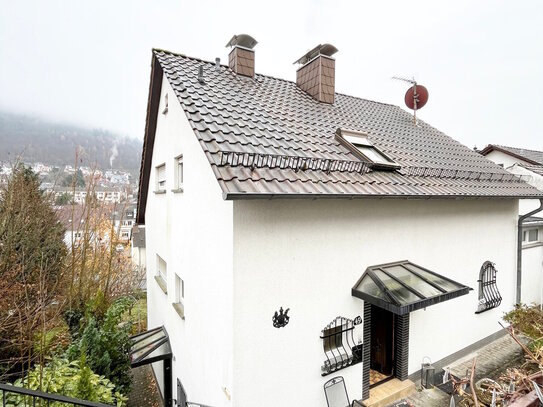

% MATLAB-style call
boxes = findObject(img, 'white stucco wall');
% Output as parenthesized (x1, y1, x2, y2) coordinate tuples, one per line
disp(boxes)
(484, 150, 532, 169)
(144, 74, 234, 407)
(522, 241, 543, 305)
(232, 198, 518, 406)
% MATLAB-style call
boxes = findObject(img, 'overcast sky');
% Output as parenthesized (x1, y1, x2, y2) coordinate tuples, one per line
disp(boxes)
(1, 0, 542, 151)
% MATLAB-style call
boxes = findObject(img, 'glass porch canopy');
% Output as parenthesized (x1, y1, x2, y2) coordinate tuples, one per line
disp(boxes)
(352, 260, 471, 315)
(130, 325, 172, 367)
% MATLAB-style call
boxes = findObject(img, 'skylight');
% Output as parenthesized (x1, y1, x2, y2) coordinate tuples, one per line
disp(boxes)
(336, 129, 400, 170)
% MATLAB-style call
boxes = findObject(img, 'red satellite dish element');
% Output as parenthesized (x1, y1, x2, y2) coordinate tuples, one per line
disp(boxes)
(404, 85, 429, 110)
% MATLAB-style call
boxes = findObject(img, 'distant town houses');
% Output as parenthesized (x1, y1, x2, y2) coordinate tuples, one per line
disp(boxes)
(46, 186, 127, 204)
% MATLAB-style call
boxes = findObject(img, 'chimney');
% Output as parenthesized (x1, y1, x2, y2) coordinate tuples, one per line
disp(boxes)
(294, 44, 338, 104)
(226, 34, 258, 77)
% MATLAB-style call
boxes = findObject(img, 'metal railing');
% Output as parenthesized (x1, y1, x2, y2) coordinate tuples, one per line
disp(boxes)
(217, 150, 530, 183)
(0, 382, 113, 407)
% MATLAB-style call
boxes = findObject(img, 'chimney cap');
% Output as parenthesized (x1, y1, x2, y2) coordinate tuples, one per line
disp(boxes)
(294, 43, 338, 65)
(226, 34, 258, 50)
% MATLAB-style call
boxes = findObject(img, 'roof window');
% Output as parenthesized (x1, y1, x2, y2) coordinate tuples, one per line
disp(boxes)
(336, 129, 400, 171)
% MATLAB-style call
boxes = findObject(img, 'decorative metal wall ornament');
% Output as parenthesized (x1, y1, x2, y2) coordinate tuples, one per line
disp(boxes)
(475, 261, 502, 314)
(272, 307, 290, 328)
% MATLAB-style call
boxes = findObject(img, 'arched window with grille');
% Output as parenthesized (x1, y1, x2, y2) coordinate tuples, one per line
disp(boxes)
(476, 261, 502, 314)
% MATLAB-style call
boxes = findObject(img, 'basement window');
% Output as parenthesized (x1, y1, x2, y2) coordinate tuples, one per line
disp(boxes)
(475, 261, 502, 314)
(523, 228, 539, 243)
(320, 317, 362, 376)
(336, 129, 400, 170)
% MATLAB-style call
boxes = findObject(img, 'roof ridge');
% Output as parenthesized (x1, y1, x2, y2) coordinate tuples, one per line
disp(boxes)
(496, 144, 543, 155)
(153, 48, 400, 109)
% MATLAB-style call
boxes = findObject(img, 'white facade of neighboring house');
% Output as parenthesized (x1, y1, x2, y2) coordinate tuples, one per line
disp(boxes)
(137, 43, 543, 407)
(481, 145, 543, 305)
(48, 187, 126, 204)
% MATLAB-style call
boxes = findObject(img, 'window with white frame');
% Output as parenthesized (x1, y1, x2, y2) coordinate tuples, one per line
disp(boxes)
(156, 164, 166, 192)
(156, 255, 167, 294)
(523, 228, 539, 243)
(173, 274, 185, 319)
(174, 155, 183, 191)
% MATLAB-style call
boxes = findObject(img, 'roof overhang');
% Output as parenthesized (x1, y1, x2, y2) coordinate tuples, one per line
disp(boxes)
(136, 52, 164, 225)
(352, 260, 471, 315)
(223, 192, 543, 200)
(479, 145, 541, 166)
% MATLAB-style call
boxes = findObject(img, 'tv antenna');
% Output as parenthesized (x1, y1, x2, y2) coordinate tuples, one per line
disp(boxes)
(392, 76, 429, 125)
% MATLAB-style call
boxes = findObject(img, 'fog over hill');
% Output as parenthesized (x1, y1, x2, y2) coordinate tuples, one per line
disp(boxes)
(0, 111, 142, 175)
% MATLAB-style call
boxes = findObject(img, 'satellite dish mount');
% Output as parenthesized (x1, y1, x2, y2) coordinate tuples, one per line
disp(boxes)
(392, 76, 429, 125)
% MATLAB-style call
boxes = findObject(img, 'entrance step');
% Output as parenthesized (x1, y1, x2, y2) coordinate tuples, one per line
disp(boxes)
(361, 379, 415, 407)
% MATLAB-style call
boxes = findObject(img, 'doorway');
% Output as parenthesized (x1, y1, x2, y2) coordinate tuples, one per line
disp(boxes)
(370, 306, 394, 387)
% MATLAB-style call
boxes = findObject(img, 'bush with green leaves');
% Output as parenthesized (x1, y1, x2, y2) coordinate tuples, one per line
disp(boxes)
(4, 356, 126, 406)
(67, 296, 135, 395)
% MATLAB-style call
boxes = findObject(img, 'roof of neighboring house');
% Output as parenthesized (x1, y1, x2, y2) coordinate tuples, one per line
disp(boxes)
(137, 49, 543, 224)
(479, 144, 543, 166)
(517, 163, 543, 177)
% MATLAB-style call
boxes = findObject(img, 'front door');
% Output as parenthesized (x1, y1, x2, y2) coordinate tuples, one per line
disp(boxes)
(370, 306, 394, 384)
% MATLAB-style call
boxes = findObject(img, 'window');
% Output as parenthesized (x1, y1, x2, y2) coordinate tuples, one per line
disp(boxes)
(173, 155, 183, 192)
(523, 228, 539, 243)
(173, 274, 185, 319)
(162, 93, 169, 115)
(121, 231, 130, 239)
(320, 317, 362, 376)
(155, 255, 167, 294)
(475, 261, 502, 314)
(155, 164, 166, 192)
(335, 129, 400, 171)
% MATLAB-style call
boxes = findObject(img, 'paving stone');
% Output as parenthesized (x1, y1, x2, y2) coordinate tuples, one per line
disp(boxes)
(127, 365, 162, 407)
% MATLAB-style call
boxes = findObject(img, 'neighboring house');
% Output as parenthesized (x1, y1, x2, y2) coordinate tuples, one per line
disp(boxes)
(136, 37, 543, 407)
(480, 144, 543, 305)
(47, 186, 126, 204)
(112, 203, 137, 242)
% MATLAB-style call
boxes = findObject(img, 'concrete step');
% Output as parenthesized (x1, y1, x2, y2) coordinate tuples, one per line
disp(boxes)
(361, 379, 416, 407)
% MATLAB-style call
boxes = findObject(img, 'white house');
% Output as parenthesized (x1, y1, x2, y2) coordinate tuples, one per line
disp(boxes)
(480, 144, 543, 305)
(135, 37, 543, 407)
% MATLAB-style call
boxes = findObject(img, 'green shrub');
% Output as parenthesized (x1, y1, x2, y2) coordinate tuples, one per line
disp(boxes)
(503, 304, 543, 340)
(6, 357, 126, 406)
(68, 296, 135, 395)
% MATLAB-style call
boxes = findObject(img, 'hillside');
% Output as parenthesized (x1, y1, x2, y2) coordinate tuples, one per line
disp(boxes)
(0, 111, 142, 174)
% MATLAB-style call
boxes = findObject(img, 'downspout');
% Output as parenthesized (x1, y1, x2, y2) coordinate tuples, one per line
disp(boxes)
(517, 199, 543, 304)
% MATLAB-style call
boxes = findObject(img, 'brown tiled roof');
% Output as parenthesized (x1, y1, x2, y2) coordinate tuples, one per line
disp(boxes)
(518, 163, 543, 177)
(136, 49, 543, 223)
(479, 144, 543, 166)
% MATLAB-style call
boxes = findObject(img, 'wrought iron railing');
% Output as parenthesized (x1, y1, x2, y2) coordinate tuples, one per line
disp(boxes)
(320, 317, 362, 376)
(217, 150, 530, 182)
(0, 382, 113, 407)
(475, 261, 502, 314)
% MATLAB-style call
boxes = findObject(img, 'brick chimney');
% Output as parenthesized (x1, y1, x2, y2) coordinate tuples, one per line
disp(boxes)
(226, 34, 258, 77)
(295, 44, 338, 104)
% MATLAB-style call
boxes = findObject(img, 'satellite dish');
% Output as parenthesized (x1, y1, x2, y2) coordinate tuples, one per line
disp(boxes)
(404, 84, 429, 110)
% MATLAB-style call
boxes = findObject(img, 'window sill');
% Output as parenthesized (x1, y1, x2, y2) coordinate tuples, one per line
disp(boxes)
(171, 187, 184, 193)
(154, 275, 167, 294)
(172, 302, 185, 319)
(522, 242, 543, 249)
(153, 190, 166, 195)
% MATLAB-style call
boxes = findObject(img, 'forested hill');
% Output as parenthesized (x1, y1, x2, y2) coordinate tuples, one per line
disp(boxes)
(0, 111, 142, 174)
